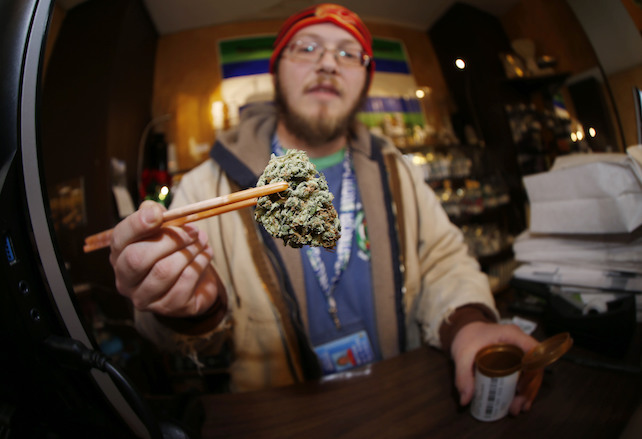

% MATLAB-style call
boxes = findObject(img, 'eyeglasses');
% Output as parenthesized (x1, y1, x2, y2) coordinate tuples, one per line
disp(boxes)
(284, 39, 371, 68)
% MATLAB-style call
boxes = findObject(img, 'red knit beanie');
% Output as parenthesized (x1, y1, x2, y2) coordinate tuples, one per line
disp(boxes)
(269, 3, 375, 78)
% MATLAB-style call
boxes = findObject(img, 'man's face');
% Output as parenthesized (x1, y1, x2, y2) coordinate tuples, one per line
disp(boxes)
(274, 23, 369, 147)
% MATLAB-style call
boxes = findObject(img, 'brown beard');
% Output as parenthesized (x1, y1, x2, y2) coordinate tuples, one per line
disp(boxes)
(274, 71, 368, 147)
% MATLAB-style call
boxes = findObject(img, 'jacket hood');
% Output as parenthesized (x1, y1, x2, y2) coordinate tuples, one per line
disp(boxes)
(210, 102, 376, 189)
(209, 102, 277, 189)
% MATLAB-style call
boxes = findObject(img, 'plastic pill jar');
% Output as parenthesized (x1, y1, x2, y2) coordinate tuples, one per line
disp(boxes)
(470, 343, 524, 422)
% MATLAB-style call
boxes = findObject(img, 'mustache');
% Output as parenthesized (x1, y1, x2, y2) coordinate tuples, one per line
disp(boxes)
(304, 75, 342, 95)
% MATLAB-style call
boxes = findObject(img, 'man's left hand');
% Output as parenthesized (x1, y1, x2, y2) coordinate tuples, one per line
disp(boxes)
(450, 321, 539, 415)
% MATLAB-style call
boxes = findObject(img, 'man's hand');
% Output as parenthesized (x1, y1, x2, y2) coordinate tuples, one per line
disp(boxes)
(109, 200, 222, 318)
(450, 321, 539, 415)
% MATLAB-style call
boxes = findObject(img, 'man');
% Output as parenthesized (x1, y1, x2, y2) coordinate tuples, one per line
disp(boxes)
(110, 3, 537, 414)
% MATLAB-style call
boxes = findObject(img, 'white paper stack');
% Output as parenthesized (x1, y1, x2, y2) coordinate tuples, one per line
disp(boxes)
(513, 146, 642, 320)
(523, 147, 642, 235)
(513, 231, 642, 276)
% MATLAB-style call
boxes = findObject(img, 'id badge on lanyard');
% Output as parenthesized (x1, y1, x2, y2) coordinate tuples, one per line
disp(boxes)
(314, 330, 375, 375)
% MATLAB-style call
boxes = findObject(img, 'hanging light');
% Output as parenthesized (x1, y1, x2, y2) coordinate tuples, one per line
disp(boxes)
(415, 86, 432, 99)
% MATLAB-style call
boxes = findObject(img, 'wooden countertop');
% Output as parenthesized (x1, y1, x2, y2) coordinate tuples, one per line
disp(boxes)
(200, 333, 641, 438)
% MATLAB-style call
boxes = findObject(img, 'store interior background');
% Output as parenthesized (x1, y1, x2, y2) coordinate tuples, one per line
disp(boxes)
(41, 0, 642, 395)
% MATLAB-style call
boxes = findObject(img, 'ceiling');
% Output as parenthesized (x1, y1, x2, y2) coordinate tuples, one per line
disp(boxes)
(58, 0, 521, 34)
(55, 0, 642, 76)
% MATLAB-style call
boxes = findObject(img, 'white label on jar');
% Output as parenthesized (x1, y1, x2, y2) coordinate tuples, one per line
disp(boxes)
(470, 369, 520, 422)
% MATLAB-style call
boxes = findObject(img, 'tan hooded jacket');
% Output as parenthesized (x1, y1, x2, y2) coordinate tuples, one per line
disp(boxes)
(135, 103, 498, 392)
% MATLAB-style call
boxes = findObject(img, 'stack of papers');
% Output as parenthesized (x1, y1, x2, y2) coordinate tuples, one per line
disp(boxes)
(513, 231, 642, 275)
(512, 260, 642, 291)
(522, 146, 642, 234)
(513, 146, 642, 321)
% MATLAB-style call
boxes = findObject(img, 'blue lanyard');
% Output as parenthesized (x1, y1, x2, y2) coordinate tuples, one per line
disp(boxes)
(271, 137, 357, 329)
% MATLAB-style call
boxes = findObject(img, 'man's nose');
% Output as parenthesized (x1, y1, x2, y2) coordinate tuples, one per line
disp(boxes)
(317, 48, 339, 72)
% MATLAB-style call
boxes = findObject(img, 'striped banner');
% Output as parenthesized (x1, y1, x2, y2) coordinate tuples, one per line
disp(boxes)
(218, 36, 412, 78)
(372, 38, 411, 74)
(218, 36, 424, 130)
(359, 96, 425, 129)
(218, 36, 274, 79)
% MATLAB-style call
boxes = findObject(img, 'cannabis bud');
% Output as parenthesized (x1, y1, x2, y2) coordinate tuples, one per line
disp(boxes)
(255, 149, 341, 249)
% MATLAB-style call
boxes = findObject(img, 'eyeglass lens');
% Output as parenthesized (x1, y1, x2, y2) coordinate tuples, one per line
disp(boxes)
(287, 40, 369, 67)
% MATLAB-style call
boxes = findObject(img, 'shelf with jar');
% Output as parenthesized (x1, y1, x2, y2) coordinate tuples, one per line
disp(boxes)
(403, 145, 511, 216)
(402, 144, 515, 266)
(504, 95, 577, 177)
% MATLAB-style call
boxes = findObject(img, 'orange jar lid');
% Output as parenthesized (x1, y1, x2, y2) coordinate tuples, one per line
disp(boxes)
(522, 332, 573, 371)
(475, 343, 524, 377)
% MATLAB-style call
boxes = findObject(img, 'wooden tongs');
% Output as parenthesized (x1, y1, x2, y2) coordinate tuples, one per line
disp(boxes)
(83, 182, 288, 253)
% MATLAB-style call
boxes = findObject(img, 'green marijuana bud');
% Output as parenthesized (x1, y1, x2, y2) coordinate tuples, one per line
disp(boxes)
(255, 149, 341, 249)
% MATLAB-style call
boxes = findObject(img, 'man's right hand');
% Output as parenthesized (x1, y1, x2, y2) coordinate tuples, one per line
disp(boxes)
(109, 200, 222, 318)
